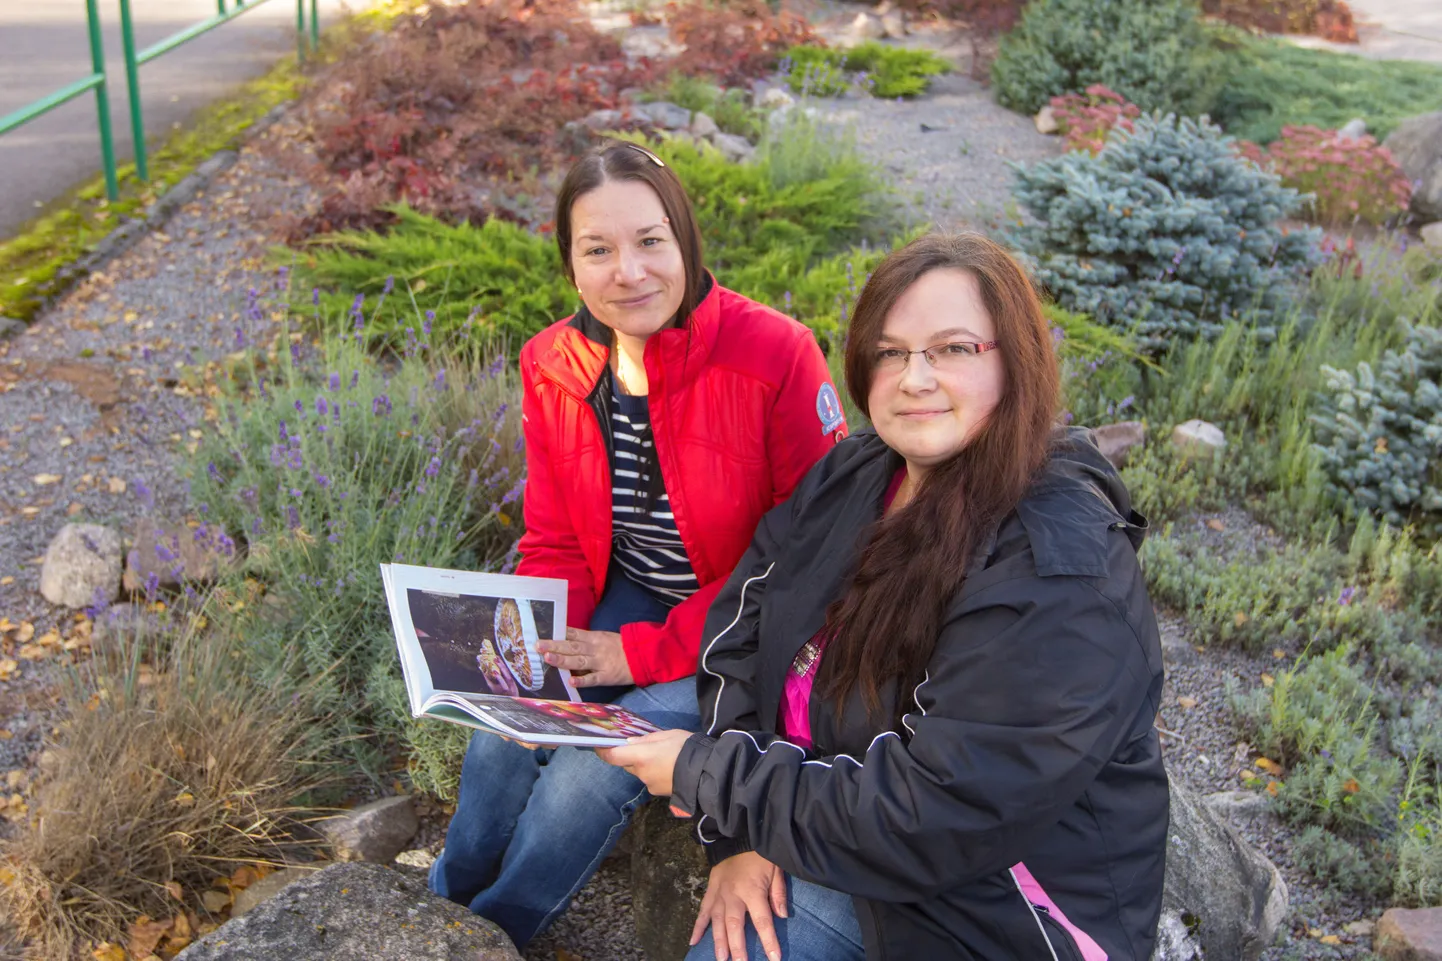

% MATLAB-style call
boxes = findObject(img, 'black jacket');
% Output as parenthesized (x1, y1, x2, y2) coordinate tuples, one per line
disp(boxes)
(672, 428, 1168, 961)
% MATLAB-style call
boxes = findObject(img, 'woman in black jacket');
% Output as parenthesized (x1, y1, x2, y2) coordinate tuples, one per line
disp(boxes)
(602, 233, 1168, 961)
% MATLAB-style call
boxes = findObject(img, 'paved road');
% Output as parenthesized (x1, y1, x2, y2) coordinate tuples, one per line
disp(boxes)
(0, 0, 353, 239)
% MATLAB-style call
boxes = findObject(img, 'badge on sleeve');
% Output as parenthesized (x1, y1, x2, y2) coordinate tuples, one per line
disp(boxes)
(816, 383, 845, 434)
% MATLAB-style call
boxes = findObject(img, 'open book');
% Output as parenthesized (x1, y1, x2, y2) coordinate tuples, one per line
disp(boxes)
(380, 563, 661, 748)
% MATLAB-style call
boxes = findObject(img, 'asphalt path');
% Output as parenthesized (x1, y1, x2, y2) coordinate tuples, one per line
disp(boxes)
(0, 0, 353, 239)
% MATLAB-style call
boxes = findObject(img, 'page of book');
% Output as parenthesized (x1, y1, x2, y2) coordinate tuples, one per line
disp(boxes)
(427, 693, 662, 748)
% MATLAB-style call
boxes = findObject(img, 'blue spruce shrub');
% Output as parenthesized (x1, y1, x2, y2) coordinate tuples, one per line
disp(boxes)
(990, 0, 1212, 117)
(1010, 113, 1321, 349)
(1312, 322, 1442, 541)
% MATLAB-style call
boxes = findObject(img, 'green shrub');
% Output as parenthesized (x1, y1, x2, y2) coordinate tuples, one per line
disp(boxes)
(1313, 322, 1442, 542)
(1396, 769, 1442, 906)
(1204, 28, 1442, 145)
(1292, 824, 1393, 898)
(644, 72, 765, 142)
(1011, 114, 1321, 351)
(783, 42, 951, 99)
(990, 0, 1213, 116)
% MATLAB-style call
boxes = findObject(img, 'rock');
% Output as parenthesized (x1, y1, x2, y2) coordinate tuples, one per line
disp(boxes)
(1346, 918, 1377, 938)
(880, 8, 907, 38)
(230, 866, 319, 918)
(1338, 117, 1368, 141)
(317, 796, 419, 864)
(1158, 620, 1197, 666)
(1171, 419, 1226, 458)
(755, 86, 795, 111)
(636, 100, 692, 131)
(1202, 790, 1276, 833)
(630, 799, 708, 961)
(394, 849, 436, 869)
(690, 110, 720, 141)
(581, 108, 623, 131)
(1421, 222, 1442, 250)
(712, 132, 756, 164)
(1159, 775, 1288, 961)
(175, 862, 520, 960)
(847, 12, 887, 43)
(39, 523, 122, 609)
(1384, 111, 1442, 222)
(0, 316, 23, 339)
(1090, 421, 1145, 468)
(1377, 908, 1442, 960)
(122, 517, 232, 592)
(1035, 105, 1059, 135)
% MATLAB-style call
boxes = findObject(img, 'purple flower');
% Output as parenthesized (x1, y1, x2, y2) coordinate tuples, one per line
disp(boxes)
(134, 478, 155, 510)
(287, 505, 301, 531)
(350, 370, 360, 389)
(313, 288, 321, 307)
(270, 444, 287, 467)
(289, 487, 303, 498)
(423, 310, 435, 336)
(1338, 586, 1356, 606)
(314, 473, 331, 489)
(287, 447, 303, 471)
(329, 372, 341, 391)
(1118, 395, 1135, 411)
(434, 369, 447, 392)
(251, 517, 263, 535)
(425, 456, 441, 479)
(373, 394, 392, 417)
(235, 326, 247, 350)
(208, 462, 221, 482)
(144, 570, 160, 599)
(316, 396, 329, 416)
(383, 275, 395, 295)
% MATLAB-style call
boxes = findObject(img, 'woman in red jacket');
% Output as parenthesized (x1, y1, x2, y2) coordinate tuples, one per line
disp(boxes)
(429, 140, 846, 948)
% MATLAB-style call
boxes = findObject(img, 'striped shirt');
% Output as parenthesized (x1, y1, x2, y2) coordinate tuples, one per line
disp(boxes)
(609, 380, 699, 604)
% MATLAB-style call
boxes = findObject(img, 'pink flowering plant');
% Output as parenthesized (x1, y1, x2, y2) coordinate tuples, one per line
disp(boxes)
(1237, 125, 1412, 226)
(1049, 85, 1142, 155)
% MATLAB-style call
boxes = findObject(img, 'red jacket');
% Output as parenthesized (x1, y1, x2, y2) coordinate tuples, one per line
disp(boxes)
(517, 281, 848, 686)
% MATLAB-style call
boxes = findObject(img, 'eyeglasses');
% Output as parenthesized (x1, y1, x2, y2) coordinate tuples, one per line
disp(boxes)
(873, 341, 1000, 372)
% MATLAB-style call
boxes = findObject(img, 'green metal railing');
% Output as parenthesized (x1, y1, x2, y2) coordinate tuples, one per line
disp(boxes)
(0, 0, 319, 203)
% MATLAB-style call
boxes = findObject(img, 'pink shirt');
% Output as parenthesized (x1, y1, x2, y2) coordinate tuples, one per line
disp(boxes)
(778, 468, 906, 750)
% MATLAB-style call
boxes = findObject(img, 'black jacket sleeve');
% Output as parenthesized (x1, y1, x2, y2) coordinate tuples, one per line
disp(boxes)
(672, 556, 1158, 901)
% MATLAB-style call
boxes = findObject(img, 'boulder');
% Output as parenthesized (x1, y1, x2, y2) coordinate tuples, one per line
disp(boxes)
(39, 523, 122, 609)
(0, 316, 23, 339)
(690, 110, 720, 141)
(1171, 419, 1226, 458)
(581, 108, 623, 131)
(636, 100, 692, 131)
(712, 132, 756, 164)
(1090, 421, 1145, 468)
(880, 8, 907, 38)
(755, 86, 795, 111)
(631, 799, 709, 961)
(1034, 105, 1059, 135)
(847, 12, 887, 43)
(175, 862, 520, 960)
(1376, 908, 1442, 960)
(1338, 118, 1368, 141)
(1158, 775, 1288, 961)
(317, 796, 419, 864)
(1422, 222, 1442, 251)
(1384, 111, 1442, 222)
(230, 866, 319, 918)
(122, 517, 231, 592)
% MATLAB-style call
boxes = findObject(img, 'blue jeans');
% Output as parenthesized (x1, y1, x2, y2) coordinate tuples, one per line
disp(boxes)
(685, 874, 865, 961)
(428, 575, 701, 948)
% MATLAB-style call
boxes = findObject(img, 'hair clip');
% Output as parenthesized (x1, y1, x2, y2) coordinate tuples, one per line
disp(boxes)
(624, 142, 666, 167)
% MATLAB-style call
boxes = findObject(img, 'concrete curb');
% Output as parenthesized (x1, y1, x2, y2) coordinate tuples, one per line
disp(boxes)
(1, 100, 293, 341)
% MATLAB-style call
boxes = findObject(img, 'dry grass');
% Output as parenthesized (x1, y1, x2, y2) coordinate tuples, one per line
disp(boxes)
(0, 616, 331, 959)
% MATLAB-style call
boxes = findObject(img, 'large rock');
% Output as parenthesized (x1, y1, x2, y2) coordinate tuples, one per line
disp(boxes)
(1158, 776, 1288, 961)
(635, 100, 692, 131)
(847, 11, 886, 43)
(712, 132, 756, 164)
(230, 866, 319, 918)
(1171, 419, 1226, 459)
(1376, 907, 1442, 960)
(1035, 105, 1059, 135)
(317, 796, 419, 864)
(629, 779, 1285, 961)
(1385, 111, 1442, 222)
(1091, 421, 1145, 468)
(39, 523, 122, 609)
(1422, 222, 1442, 251)
(690, 110, 720, 142)
(122, 517, 231, 592)
(175, 862, 520, 960)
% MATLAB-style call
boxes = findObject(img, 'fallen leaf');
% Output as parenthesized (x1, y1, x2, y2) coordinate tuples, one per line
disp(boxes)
(1261, 673, 1275, 688)
(1265, 780, 1280, 797)
(1343, 779, 1360, 794)
(16, 622, 33, 643)
(92, 943, 126, 961)
(1256, 757, 1284, 776)
(1177, 695, 1198, 709)
(173, 791, 195, 808)
(165, 880, 183, 900)
(200, 889, 231, 913)
(127, 914, 173, 959)
(32, 474, 61, 486)
(1206, 518, 1225, 531)
(0, 577, 12, 586)
(1233, 611, 1249, 628)
(1273, 648, 1286, 660)
(36, 629, 60, 647)
(0, 866, 15, 887)
(1319, 935, 1341, 945)
(17, 644, 46, 660)
(66, 502, 83, 516)
(107, 477, 126, 494)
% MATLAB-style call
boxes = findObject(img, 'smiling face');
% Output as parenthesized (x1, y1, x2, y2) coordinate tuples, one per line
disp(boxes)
(867, 268, 1005, 474)
(569, 179, 687, 341)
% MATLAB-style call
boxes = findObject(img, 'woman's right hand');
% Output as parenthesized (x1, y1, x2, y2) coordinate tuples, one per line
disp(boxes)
(692, 851, 788, 961)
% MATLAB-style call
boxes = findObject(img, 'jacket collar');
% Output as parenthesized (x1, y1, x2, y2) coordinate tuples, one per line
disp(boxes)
(540, 273, 721, 401)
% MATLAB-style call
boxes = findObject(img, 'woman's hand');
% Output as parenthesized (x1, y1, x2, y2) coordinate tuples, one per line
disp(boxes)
(694, 852, 788, 961)
(538, 627, 633, 687)
(596, 729, 691, 795)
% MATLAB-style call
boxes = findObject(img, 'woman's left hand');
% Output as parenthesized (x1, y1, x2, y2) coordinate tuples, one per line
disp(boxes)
(597, 729, 693, 796)
(538, 628, 633, 687)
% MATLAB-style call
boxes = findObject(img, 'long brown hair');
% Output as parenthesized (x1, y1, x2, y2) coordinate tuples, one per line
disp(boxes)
(818, 233, 1062, 722)
(553, 140, 708, 325)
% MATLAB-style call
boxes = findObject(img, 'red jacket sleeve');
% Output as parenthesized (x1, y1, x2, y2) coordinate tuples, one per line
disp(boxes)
(515, 359, 599, 635)
(619, 327, 846, 685)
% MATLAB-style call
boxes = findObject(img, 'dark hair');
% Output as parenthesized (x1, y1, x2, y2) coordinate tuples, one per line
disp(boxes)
(818, 232, 1062, 723)
(553, 140, 707, 326)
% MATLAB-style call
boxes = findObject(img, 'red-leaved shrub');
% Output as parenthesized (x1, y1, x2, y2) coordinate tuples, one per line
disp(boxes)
(1237, 125, 1412, 226)
(1050, 85, 1141, 154)
(1201, 0, 1358, 44)
(664, 0, 816, 87)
